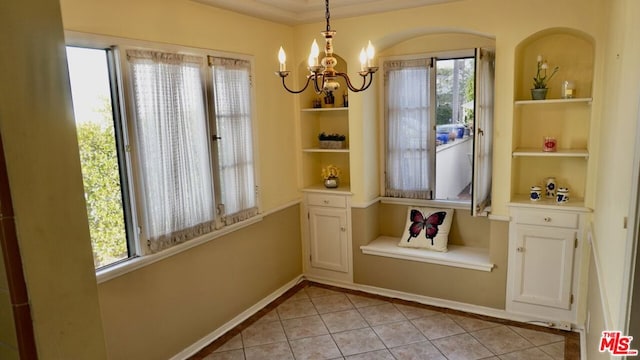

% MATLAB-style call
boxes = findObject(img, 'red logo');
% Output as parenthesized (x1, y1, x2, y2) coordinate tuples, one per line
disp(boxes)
(600, 331, 638, 356)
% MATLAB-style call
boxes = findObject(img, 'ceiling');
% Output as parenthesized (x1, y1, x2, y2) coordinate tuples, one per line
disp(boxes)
(192, 0, 460, 25)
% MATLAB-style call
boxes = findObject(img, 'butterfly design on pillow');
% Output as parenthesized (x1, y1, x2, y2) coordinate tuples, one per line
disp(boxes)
(406, 210, 446, 245)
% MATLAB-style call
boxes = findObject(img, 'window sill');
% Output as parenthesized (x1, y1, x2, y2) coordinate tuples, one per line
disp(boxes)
(380, 197, 471, 210)
(360, 236, 494, 272)
(96, 215, 264, 284)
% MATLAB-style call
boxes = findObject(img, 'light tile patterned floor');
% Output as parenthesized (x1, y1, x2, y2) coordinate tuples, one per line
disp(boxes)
(192, 282, 578, 360)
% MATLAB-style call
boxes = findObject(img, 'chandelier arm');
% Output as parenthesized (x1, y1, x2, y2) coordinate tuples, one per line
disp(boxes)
(280, 74, 313, 94)
(336, 72, 374, 93)
(312, 73, 324, 95)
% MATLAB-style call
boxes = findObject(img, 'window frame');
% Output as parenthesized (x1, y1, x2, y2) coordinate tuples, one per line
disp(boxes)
(379, 48, 493, 214)
(65, 44, 141, 268)
(65, 31, 261, 279)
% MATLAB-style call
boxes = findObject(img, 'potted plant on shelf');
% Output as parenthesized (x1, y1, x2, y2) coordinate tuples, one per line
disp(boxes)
(318, 132, 346, 149)
(321, 164, 341, 188)
(531, 55, 559, 100)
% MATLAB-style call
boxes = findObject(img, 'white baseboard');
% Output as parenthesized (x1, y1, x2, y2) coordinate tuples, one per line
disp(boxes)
(579, 328, 587, 360)
(308, 277, 582, 331)
(170, 274, 304, 360)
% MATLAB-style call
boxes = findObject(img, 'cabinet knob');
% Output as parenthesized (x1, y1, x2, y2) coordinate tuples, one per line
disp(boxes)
(340, 226, 346, 232)
(544, 217, 552, 222)
(323, 200, 330, 204)
(517, 247, 525, 253)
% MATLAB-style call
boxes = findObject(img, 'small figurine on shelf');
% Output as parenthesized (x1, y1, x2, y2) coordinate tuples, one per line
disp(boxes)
(342, 91, 349, 107)
(312, 96, 322, 108)
(543, 136, 557, 152)
(318, 132, 346, 149)
(322, 91, 335, 108)
(321, 164, 341, 188)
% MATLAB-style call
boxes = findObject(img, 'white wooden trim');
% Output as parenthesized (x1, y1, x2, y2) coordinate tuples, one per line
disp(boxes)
(350, 197, 381, 209)
(170, 275, 304, 360)
(579, 329, 587, 360)
(514, 97, 592, 105)
(360, 236, 494, 272)
(380, 197, 471, 210)
(619, 96, 640, 332)
(589, 224, 613, 330)
(488, 213, 510, 221)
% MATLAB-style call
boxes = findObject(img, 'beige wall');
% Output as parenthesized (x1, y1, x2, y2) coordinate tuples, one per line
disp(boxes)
(98, 205, 301, 359)
(585, 250, 610, 360)
(0, 0, 108, 358)
(352, 203, 508, 309)
(590, 0, 640, 331)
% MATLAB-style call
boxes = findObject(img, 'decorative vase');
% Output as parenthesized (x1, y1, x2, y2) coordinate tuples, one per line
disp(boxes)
(545, 177, 556, 199)
(324, 177, 339, 188)
(531, 88, 548, 100)
(556, 188, 569, 204)
(530, 186, 542, 201)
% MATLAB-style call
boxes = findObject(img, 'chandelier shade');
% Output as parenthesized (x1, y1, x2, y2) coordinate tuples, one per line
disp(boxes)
(276, 0, 378, 94)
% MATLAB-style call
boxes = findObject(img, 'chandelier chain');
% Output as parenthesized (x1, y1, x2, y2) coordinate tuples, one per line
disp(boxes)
(325, 0, 331, 31)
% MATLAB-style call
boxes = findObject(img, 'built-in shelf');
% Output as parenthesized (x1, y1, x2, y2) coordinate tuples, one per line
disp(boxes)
(514, 97, 592, 105)
(303, 148, 349, 153)
(509, 194, 591, 212)
(302, 184, 352, 194)
(512, 148, 589, 158)
(301, 107, 349, 112)
(360, 236, 494, 272)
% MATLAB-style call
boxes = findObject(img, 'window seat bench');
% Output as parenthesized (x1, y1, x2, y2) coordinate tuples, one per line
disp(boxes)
(360, 236, 494, 272)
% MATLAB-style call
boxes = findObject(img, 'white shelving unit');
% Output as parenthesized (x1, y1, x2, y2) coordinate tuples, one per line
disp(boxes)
(514, 97, 592, 106)
(512, 148, 589, 158)
(506, 29, 595, 330)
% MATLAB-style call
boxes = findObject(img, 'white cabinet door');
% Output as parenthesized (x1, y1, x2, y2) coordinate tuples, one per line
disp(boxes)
(308, 206, 348, 273)
(512, 225, 576, 310)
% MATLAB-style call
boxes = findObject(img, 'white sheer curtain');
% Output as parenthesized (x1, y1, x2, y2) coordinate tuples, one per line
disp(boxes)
(209, 56, 257, 225)
(472, 48, 495, 216)
(384, 58, 433, 199)
(127, 50, 215, 252)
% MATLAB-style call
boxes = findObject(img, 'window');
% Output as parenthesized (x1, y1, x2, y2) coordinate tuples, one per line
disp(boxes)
(67, 40, 258, 266)
(382, 49, 494, 215)
(66, 46, 135, 268)
(208, 57, 258, 225)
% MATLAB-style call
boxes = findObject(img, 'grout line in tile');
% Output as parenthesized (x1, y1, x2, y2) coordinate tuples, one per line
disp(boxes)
(189, 280, 579, 360)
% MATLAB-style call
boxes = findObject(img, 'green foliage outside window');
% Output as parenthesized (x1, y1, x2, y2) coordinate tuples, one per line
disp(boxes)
(76, 100, 128, 268)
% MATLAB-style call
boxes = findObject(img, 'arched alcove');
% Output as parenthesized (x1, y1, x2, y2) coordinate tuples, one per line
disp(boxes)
(296, 52, 351, 189)
(510, 27, 595, 203)
(514, 28, 595, 100)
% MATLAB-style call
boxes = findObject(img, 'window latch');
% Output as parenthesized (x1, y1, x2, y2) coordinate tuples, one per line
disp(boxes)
(211, 135, 222, 141)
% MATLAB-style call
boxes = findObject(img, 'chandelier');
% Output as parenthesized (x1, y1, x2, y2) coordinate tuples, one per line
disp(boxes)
(276, 0, 378, 94)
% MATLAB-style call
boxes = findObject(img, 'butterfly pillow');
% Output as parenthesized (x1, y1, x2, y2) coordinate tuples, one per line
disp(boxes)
(397, 207, 454, 252)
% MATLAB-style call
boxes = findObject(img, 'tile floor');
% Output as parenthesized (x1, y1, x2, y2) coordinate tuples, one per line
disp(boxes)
(190, 281, 579, 360)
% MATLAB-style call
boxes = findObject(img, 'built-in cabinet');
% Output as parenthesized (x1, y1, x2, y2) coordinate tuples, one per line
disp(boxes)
(507, 29, 594, 329)
(507, 205, 588, 327)
(301, 190, 353, 282)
